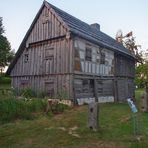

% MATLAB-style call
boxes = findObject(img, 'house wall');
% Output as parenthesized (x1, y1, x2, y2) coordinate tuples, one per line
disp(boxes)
(10, 5, 74, 99)
(10, 4, 135, 103)
(26, 5, 67, 46)
(114, 53, 135, 101)
(73, 37, 115, 103)
(73, 37, 135, 103)
(74, 37, 114, 76)
(11, 38, 73, 76)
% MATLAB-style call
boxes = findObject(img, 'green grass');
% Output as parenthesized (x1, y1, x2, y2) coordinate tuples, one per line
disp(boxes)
(0, 104, 148, 148)
(0, 98, 48, 124)
(0, 89, 148, 147)
(0, 85, 147, 148)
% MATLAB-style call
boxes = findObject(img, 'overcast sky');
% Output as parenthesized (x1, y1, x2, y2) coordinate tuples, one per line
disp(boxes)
(0, 0, 148, 52)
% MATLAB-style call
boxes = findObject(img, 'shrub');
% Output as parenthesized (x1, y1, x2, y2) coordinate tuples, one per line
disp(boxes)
(0, 76, 11, 84)
(0, 98, 47, 124)
(48, 103, 70, 114)
(12, 87, 47, 99)
(20, 87, 36, 98)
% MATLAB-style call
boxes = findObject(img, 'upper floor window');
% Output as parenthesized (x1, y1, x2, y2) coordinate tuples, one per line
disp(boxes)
(45, 47, 54, 59)
(100, 52, 105, 64)
(85, 47, 92, 61)
(24, 54, 29, 63)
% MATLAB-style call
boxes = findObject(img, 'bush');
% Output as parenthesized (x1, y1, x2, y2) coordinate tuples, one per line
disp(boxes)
(0, 76, 11, 84)
(0, 98, 47, 124)
(50, 103, 70, 114)
(12, 87, 47, 99)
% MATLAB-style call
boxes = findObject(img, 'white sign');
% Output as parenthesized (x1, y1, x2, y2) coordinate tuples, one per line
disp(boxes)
(127, 98, 138, 113)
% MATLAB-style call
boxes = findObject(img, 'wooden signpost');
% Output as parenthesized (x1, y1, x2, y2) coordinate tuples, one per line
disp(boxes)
(87, 102, 99, 131)
(87, 79, 99, 131)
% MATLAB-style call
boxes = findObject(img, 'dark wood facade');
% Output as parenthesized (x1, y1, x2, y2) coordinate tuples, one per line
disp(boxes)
(7, 1, 135, 103)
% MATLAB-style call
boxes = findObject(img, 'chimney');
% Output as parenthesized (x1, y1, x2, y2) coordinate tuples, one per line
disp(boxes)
(90, 23, 100, 31)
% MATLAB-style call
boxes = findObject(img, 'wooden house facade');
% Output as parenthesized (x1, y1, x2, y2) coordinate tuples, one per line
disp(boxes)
(7, 1, 135, 104)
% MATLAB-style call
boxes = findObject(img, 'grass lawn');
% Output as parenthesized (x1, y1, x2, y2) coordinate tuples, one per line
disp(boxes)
(1, 90, 148, 147)
(0, 89, 148, 147)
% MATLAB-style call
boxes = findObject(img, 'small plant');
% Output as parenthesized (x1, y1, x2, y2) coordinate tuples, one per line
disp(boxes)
(56, 89, 69, 100)
(20, 87, 36, 98)
(36, 91, 46, 98)
(12, 87, 37, 98)
(0, 76, 11, 84)
(12, 87, 47, 99)
(48, 103, 70, 114)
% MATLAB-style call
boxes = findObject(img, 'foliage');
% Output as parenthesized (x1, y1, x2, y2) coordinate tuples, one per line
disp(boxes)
(0, 17, 15, 73)
(0, 97, 70, 124)
(0, 98, 47, 124)
(124, 37, 143, 64)
(135, 64, 148, 88)
(0, 75, 11, 84)
(20, 87, 36, 98)
(49, 103, 70, 114)
(0, 17, 4, 35)
(12, 87, 47, 99)
(56, 89, 69, 100)
(116, 30, 143, 64)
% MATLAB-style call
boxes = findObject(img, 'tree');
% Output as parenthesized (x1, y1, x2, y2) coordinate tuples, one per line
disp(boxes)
(116, 30, 143, 64)
(124, 36, 143, 64)
(0, 17, 4, 35)
(0, 17, 14, 74)
(135, 64, 148, 88)
(136, 63, 148, 111)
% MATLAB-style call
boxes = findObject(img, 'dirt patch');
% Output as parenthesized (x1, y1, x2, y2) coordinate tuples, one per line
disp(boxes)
(83, 140, 125, 148)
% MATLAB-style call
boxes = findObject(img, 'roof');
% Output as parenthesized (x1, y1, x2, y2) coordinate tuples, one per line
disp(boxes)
(47, 1, 133, 57)
(6, 1, 134, 75)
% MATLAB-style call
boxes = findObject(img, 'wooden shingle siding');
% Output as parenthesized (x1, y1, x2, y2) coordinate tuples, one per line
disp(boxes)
(11, 74, 72, 99)
(116, 78, 134, 101)
(74, 77, 114, 99)
(11, 38, 73, 76)
(26, 6, 67, 46)
(115, 54, 135, 78)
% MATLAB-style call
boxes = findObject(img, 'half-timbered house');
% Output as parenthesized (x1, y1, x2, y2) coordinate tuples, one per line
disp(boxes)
(7, 1, 135, 104)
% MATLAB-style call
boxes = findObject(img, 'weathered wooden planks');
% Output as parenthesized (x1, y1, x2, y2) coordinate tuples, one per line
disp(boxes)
(26, 6, 67, 46)
(74, 37, 114, 76)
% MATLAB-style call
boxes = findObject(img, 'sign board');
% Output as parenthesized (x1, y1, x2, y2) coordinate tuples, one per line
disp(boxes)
(127, 98, 138, 113)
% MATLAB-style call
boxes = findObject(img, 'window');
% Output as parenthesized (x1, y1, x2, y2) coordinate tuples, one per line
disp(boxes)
(45, 47, 54, 59)
(85, 47, 92, 61)
(24, 54, 29, 63)
(75, 48, 79, 58)
(45, 56, 54, 74)
(82, 79, 94, 93)
(100, 52, 105, 64)
(44, 47, 54, 74)
(45, 81, 54, 97)
(20, 78, 29, 88)
(96, 50, 100, 63)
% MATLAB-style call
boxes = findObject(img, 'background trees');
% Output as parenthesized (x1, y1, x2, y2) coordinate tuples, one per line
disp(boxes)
(0, 17, 14, 74)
